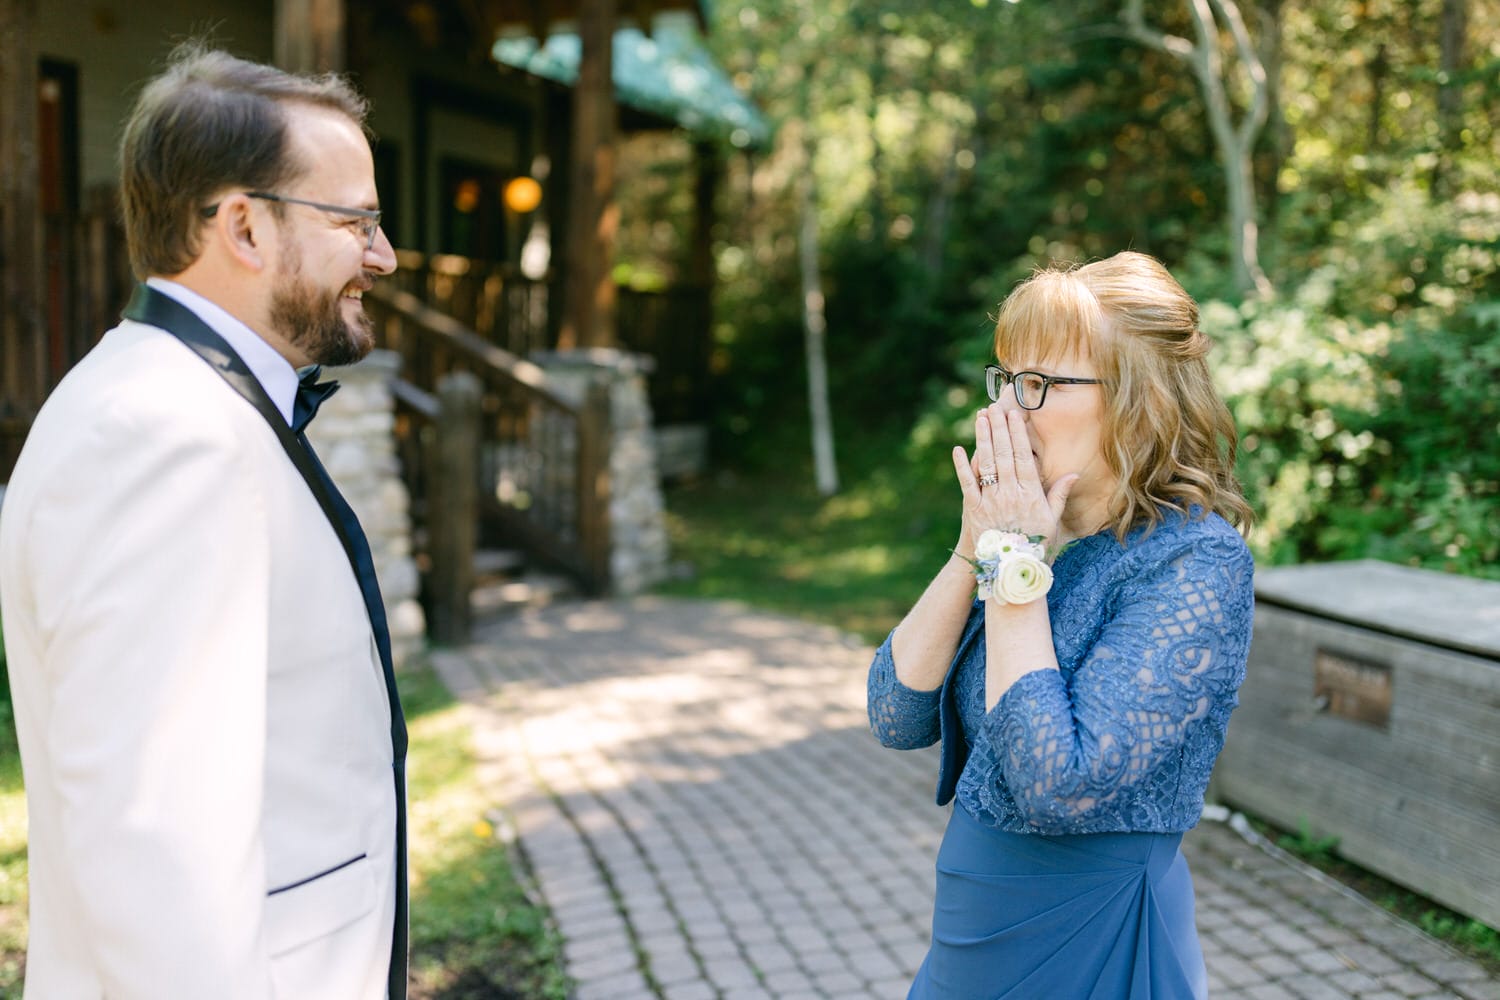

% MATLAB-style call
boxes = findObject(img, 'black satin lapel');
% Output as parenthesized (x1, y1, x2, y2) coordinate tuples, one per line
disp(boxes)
(123, 282, 410, 996)
(123, 284, 285, 427)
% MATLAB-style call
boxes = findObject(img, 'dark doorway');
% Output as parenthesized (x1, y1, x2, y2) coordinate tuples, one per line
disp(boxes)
(39, 57, 80, 383)
(439, 159, 512, 262)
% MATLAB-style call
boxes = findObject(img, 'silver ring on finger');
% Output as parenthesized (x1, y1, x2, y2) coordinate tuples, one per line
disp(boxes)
(978, 473, 1001, 487)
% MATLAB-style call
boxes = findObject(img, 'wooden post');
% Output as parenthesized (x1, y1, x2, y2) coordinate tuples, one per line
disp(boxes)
(0, 0, 44, 479)
(576, 378, 613, 594)
(426, 371, 481, 645)
(274, 0, 346, 73)
(690, 141, 718, 288)
(558, 0, 619, 349)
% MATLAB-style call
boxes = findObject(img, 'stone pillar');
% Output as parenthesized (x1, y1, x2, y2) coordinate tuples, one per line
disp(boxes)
(533, 348, 669, 596)
(306, 349, 426, 667)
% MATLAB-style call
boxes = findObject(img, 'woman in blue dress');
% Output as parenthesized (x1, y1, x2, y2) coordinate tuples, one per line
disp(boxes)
(868, 251, 1255, 999)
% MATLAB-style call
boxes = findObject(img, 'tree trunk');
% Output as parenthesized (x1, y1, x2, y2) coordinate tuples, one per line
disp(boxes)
(799, 136, 838, 498)
(1255, 0, 1286, 232)
(1123, 0, 1272, 299)
(559, 0, 619, 350)
(1367, 42, 1388, 153)
(1434, 0, 1468, 195)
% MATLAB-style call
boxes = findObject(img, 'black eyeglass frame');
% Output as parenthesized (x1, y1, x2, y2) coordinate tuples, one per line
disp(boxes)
(984, 363, 1105, 410)
(201, 191, 382, 250)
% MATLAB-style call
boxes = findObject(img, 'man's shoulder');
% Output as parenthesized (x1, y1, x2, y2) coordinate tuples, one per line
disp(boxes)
(13, 321, 264, 484)
(42, 320, 242, 422)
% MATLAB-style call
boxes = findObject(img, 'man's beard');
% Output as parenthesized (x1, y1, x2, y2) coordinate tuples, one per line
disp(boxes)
(270, 251, 375, 368)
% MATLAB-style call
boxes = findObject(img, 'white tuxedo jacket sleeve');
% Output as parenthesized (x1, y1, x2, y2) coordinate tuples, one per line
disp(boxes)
(0, 321, 398, 999)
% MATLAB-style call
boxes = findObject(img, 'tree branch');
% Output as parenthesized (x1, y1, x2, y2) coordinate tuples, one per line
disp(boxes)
(1120, 0, 1195, 59)
(1207, 0, 1270, 146)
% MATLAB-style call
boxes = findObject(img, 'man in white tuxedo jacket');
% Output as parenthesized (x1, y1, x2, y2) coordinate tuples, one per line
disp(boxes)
(0, 45, 407, 999)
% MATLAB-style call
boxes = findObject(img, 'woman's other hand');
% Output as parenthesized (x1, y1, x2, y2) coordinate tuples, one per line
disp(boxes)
(953, 404, 1077, 549)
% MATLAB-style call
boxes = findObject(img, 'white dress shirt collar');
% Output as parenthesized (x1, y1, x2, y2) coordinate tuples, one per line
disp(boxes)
(145, 277, 300, 426)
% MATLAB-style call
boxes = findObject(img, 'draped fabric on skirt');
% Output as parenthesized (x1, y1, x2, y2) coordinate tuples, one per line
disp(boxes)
(908, 805, 1207, 1000)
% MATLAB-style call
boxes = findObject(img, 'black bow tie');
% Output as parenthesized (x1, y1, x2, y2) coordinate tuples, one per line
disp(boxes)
(292, 366, 341, 433)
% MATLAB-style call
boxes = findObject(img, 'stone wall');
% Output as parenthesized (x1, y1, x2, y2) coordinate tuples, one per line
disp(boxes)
(533, 349, 671, 596)
(306, 350, 426, 667)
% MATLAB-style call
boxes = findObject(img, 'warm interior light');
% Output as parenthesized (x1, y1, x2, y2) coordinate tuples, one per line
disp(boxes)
(503, 176, 543, 213)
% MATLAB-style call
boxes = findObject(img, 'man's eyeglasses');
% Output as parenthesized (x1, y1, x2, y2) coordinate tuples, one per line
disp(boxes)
(201, 192, 382, 250)
(985, 364, 1104, 410)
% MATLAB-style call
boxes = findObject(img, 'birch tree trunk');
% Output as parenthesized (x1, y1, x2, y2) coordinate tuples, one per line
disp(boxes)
(1123, 0, 1273, 299)
(799, 134, 839, 497)
(1434, 0, 1468, 196)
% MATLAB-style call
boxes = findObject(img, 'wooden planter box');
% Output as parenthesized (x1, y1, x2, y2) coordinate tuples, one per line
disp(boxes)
(1214, 559, 1500, 929)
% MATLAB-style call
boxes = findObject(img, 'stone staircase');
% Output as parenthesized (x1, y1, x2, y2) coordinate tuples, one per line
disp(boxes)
(468, 547, 579, 618)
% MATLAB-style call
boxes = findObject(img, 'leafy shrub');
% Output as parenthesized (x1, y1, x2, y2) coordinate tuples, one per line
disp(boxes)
(1206, 288, 1500, 577)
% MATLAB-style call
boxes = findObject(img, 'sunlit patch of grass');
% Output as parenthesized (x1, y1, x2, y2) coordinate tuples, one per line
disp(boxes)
(0, 719, 26, 995)
(402, 666, 569, 1000)
(657, 431, 955, 644)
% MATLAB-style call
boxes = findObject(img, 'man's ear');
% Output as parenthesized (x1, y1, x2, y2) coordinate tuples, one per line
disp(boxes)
(211, 193, 269, 273)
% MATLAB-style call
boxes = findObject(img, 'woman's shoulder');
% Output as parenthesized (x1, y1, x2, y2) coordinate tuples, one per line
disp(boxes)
(1123, 507, 1253, 572)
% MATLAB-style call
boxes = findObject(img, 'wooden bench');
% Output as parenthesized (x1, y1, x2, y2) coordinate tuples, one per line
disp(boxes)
(1213, 559, 1500, 928)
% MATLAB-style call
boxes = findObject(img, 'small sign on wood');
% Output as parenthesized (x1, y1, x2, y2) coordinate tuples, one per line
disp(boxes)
(1313, 649, 1393, 728)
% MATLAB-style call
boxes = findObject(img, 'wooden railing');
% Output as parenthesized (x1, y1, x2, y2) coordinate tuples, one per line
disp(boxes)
(387, 249, 714, 428)
(366, 285, 612, 622)
(387, 250, 551, 359)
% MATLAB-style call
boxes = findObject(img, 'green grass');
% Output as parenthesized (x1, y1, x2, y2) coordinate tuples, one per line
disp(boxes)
(402, 665, 569, 1000)
(658, 438, 960, 644)
(1256, 817, 1500, 975)
(658, 446, 1500, 974)
(0, 703, 25, 996)
(0, 656, 567, 999)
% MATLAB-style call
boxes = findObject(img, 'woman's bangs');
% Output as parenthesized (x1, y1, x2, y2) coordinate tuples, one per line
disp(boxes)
(993, 274, 1100, 367)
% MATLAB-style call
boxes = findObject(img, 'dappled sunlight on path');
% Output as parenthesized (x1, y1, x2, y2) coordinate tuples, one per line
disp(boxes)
(431, 597, 1499, 1000)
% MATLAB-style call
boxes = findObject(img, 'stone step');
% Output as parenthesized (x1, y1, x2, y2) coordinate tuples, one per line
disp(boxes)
(472, 547, 526, 580)
(470, 571, 578, 616)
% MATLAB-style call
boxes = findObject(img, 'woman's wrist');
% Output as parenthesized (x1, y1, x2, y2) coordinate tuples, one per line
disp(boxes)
(970, 529, 1054, 604)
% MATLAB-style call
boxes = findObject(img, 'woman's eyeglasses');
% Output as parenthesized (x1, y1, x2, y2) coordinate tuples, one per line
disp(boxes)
(984, 364, 1104, 410)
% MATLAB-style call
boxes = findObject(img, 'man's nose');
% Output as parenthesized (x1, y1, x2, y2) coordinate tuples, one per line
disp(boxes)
(365, 226, 398, 275)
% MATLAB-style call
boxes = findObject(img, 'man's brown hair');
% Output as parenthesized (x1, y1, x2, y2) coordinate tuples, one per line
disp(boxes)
(119, 41, 370, 278)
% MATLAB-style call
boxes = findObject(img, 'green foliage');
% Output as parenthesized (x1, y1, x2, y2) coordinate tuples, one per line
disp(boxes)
(680, 0, 1500, 585)
(1202, 276, 1500, 575)
(1276, 818, 1342, 865)
(659, 424, 955, 642)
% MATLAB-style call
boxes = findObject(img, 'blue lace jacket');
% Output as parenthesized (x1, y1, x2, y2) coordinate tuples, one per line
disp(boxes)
(868, 510, 1254, 835)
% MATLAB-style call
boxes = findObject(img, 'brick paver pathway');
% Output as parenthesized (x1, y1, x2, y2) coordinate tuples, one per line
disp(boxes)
(430, 597, 1499, 1000)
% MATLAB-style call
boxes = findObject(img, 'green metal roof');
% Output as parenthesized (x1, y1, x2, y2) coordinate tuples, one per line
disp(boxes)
(493, 12, 770, 149)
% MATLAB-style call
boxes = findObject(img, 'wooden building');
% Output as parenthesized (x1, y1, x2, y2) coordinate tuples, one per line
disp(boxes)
(0, 0, 766, 479)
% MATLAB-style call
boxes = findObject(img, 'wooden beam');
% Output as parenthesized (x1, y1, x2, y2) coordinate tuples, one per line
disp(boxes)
(558, 0, 618, 349)
(1, 0, 44, 476)
(689, 141, 718, 288)
(275, 0, 347, 73)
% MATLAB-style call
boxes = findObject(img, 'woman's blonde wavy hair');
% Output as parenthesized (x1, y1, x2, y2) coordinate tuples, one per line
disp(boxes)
(993, 251, 1254, 540)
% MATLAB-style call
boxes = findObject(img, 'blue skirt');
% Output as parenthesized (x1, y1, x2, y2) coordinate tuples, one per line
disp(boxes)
(908, 805, 1207, 999)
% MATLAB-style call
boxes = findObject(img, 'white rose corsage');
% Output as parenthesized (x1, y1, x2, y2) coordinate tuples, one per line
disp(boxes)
(967, 529, 1053, 604)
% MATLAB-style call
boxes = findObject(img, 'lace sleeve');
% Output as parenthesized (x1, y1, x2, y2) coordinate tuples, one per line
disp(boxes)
(981, 533, 1254, 830)
(866, 633, 942, 750)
